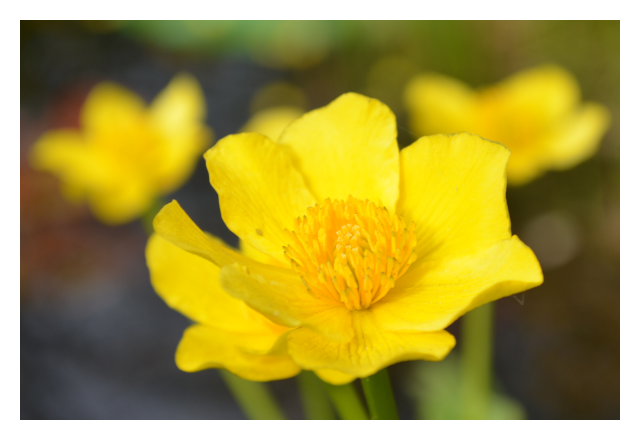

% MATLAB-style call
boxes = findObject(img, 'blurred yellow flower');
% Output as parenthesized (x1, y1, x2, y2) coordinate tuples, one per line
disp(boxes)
(151, 93, 543, 383)
(405, 65, 610, 185)
(30, 74, 213, 224)
(240, 106, 304, 142)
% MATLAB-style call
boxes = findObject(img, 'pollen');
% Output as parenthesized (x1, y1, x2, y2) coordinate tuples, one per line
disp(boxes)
(284, 196, 417, 311)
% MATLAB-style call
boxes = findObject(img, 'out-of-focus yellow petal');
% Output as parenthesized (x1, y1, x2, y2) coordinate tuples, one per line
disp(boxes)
(89, 180, 155, 225)
(219, 263, 354, 342)
(30, 130, 97, 200)
(314, 369, 356, 385)
(373, 236, 542, 333)
(176, 325, 300, 381)
(149, 74, 213, 192)
(147, 234, 283, 334)
(404, 73, 476, 136)
(240, 106, 305, 142)
(150, 73, 206, 127)
(205, 133, 316, 261)
(81, 82, 146, 137)
(544, 102, 611, 170)
(397, 133, 511, 264)
(287, 311, 455, 378)
(492, 64, 580, 127)
(278, 93, 399, 210)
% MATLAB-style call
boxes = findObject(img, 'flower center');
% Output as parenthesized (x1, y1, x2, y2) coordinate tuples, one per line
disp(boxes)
(284, 196, 417, 311)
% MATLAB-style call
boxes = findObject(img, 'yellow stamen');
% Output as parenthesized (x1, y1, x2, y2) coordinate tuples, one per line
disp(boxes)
(284, 196, 417, 311)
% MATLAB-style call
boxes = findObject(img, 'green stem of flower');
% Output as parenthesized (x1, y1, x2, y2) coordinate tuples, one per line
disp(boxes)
(140, 198, 167, 236)
(460, 302, 494, 420)
(220, 370, 286, 420)
(297, 371, 335, 419)
(323, 381, 369, 420)
(361, 368, 399, 420)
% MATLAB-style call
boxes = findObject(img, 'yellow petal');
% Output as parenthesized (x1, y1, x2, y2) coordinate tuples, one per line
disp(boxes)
(278, 93, 399, 210)
(88, 180, 155, 224)
(314, 369, 357, 385)
(80, 82, 146, 137)
(373, 236, 542, 333)
(397, 133, 511, 264)
(240, 106, 305, 142)
(287, 311, 455, 378)
(404, 73, 477, 136)
(150, 73, 206, 128)
(492, 64, 580, 127)
(146, 234, 281, 334)
(153, 200, 250, 268)
(176, 325, 300, 381)
(544, 102, 611, 171)
(205, 133, 316, 261)
(220, 263, 354, 342)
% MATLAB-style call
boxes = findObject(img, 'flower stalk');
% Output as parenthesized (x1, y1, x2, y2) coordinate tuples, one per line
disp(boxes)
(323, 381, 369, 420)
(220, 370, 285, 420)
(460, 302, 494, 419)
(297, 371, 335, 419)
(361, 368, 399, 420)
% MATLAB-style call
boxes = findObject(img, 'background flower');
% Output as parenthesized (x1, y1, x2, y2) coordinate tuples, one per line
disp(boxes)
(404, 65, 610, 185)
(30, 74, 213, 224)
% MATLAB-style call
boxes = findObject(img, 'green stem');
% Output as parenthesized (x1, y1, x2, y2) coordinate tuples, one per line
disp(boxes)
(460, 302, 494, 420)
(323, 381, 369, 420)
(140, 198, 167, 235)
(220, 370, 285, 420)
(297, 371, 335, 419)
(361, 368, 398, 420)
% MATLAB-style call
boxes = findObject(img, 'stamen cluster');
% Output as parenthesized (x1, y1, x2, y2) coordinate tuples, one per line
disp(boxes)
(284, 196, 417, 310)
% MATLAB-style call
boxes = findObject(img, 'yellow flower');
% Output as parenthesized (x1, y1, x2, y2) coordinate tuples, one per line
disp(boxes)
(30, 74, 213, 224)
(405, 65, 610, 185)
(150, 93, 543, 384)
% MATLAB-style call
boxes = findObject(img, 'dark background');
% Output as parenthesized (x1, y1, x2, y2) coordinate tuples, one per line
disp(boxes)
(20, 20, 619, 419)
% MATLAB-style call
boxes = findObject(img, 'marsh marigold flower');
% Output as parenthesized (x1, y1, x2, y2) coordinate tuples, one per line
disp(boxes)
(148, 93, 543, 384)
(31, 74, 212, 224)
(405, 65, 610, 185)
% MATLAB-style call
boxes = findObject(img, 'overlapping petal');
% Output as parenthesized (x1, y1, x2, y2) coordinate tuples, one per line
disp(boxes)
(397, 133, 512, 264)
(205, 133, 316, 261)
(176, 325, 300, 381)
(220, 263, 354, 342)
(147, 234, 274, 333)
(372, 236, 542, 333)
(287, 311, 455, 380)
(278, 93, 400, 210)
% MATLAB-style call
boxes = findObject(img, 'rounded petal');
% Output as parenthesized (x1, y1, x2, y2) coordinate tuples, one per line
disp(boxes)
(314, 369, 356, 385)
(240, 106, 305, 142)
(287, 311, 455, 378)
(544, 102, 611, 171)
(149, 74, 213, 192)
(278, 93, 400, 210)
(205, 133, 316, 261)
(404, 73, 477, 136)
(146, 234, 282, 334)
(373, 236, 543, 333)
(397, 133, 512, 264)
(219, 263, 354, 342)
(80, 82, 146, 137)
(150, 73, 206, 128)
(176, 325, 300, 382)
(493, 64, 580, 127)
